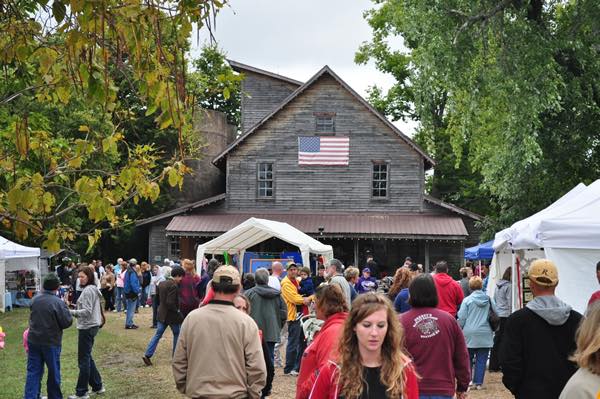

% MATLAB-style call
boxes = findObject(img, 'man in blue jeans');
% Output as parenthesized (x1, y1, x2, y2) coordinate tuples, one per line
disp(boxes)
(280, 263, 310, 376)
(123, 258, 141, 329)
(24, 273, 73, 399)
(142, 266, 185, 365)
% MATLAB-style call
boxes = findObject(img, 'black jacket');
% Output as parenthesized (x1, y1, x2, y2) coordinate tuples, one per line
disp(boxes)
(157, 279, 183, 325)
(28, 290, 73, 347)
(500, 307, 582, 399)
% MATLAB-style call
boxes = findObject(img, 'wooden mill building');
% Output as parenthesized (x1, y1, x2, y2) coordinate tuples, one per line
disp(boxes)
(137, 61, 482, 274)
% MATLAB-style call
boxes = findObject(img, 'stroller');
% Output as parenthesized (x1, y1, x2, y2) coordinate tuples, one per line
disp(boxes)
(301, 314, 324, 345)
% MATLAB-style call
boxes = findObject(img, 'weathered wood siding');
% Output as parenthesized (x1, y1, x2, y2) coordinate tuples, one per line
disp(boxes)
(240, 71, 300, 132)
(227, 73, 424, 212)
(148, 222, 170, 263)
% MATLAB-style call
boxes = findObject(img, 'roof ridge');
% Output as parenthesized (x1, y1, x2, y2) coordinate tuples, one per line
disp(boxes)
(424, 195, 482, 221)
(212, 65, 434, 168)
(227, 59, 303, 86)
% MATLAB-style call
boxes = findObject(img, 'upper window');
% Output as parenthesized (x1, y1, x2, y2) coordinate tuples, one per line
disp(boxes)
(372, 162, 389, 198)
(315, 114, 335, 133)
(257, 162, 274, 198)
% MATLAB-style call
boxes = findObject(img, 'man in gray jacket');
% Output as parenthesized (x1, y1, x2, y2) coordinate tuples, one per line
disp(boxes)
(245, 268, 287, 364)
(326, 259, 352, 308)
(24, 273, 73, 399)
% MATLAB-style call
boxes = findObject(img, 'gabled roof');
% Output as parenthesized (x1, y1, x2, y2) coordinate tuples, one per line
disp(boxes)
(213, 65, 435, 169)
(228, 59, 303, 86)
(424, 195, 483, 221)
(135, 193, 226, 227)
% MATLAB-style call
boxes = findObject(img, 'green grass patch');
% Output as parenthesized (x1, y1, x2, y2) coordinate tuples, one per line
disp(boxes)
(0, 307, 183, 399)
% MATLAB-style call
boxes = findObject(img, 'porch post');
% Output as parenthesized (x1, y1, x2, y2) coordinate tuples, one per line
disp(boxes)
(424, 241, 430, 273)
(353, 239, 359, 267)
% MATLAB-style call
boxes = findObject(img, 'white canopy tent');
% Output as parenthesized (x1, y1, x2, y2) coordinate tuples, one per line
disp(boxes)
(490, 181, 600, 314)
(1, 235, 41, 312)
(195, 217, 334, 271)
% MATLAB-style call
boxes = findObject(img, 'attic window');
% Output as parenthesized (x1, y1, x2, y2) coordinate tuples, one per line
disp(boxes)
(315, 113, 335, 133)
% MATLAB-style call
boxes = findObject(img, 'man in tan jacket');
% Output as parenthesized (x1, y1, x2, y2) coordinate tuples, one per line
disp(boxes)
(172, 265, 266, 398)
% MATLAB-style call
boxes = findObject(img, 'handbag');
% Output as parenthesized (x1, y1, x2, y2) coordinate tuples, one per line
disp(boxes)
(97, 291, 106, 329)
(488, 302, 500, 332)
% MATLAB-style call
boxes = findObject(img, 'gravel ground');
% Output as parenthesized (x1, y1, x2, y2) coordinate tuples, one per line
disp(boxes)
(270, 364, 513, 398)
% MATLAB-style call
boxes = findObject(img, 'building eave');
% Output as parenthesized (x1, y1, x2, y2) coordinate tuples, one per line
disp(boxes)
(424, 195, 483, 221)
(135, 193, 226, 227)
(228, 59, 304, 86)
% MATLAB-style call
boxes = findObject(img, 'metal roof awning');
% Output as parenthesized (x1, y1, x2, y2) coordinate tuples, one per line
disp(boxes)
(165, 213, 469, 239)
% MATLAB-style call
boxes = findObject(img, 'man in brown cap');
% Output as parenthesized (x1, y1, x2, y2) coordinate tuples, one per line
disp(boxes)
(500, 259, 583, 399)
(172, 265, 266, 398)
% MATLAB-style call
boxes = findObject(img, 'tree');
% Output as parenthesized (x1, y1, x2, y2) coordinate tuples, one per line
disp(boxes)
(188, 44, 243, 127)
(358, 0, 600, 234)
(0, 0, 225, 251)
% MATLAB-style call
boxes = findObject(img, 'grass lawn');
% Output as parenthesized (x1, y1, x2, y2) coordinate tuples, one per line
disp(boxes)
(0, 306, 183, 399)
(1, 307, 512, 399)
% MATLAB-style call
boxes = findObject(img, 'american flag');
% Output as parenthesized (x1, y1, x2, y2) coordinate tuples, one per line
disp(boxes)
(298, 136, 350, 166)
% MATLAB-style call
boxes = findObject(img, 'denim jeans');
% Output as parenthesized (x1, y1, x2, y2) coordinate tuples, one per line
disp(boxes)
(284, 320, 302, 373)
(115, 287, 124, 312)
(76, 327, 102, 396)
(24, 343, 61, 399)
(140, 285, 150, 306)
(144, 321, 181, 357)
(468, 347, 490, 386)
(125, 298, 137, 327)
(151, 295, 159, 327)
(265, 341, 276, 365)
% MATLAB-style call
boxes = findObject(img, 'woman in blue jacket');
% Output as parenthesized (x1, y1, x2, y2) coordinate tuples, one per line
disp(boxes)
(457, 276, 498, 390)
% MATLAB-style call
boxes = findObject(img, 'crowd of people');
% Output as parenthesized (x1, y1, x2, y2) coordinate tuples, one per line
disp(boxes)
(22, 255, 600, 399)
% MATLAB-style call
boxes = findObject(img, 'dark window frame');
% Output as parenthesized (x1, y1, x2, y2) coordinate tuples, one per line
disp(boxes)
(257, 161, 275, 199)
(371, 161, 390, 200)
(168, 236, 180, 259)
(314, 112, 336, 134)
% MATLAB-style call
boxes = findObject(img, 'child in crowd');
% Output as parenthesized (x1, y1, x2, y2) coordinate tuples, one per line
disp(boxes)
(298, 266, 315, 296)
(356, 267, 378, 293)
(298, 266, 314, 316)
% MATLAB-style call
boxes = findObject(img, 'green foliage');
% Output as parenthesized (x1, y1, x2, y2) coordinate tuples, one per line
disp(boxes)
(187, 45, 243, 127)
(358, 0, 600, 233)
(0, 0, 225, 251)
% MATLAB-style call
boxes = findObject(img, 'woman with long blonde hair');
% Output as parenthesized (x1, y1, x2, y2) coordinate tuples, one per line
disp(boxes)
(309, 293, 418, 399)
(559, 301, 600, 398)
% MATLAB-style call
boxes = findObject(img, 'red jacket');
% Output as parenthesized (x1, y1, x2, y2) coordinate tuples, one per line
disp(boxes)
(309, 360, 419, 399)
(296, 312, 348, 399)
(400, 307, 471, 396)
(433, 272, 464, 317)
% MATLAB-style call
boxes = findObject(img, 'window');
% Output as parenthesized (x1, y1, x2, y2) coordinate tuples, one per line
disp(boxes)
(372, 162, 389, 198)
(315, 114, 335, 133)
(168, 237, 180, 259)
(257, 162, 274, 198)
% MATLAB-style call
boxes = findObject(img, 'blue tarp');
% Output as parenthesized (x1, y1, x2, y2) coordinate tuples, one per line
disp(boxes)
(464, 240, 495, 260)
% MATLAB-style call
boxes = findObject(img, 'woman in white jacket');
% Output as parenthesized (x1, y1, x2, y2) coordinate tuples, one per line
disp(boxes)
(68, 266, 105, 399)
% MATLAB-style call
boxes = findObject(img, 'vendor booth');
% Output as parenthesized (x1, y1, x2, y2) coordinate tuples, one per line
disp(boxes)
(1, 235, 41, 312)
(196, 217, 334, 272)
(490, 181, 600, 314)
(464, 240, 494, 260)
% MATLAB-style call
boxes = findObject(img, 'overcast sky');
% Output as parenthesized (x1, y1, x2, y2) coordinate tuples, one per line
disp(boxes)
(191, 0, 417, 135)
